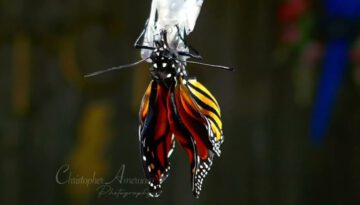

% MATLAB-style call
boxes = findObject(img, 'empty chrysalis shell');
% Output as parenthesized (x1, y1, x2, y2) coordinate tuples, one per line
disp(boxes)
(141, 0, 204, 60)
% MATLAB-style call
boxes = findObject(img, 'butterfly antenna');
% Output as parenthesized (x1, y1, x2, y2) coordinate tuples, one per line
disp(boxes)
(185, 60, 234, 71)
(84, 58, 149, 78)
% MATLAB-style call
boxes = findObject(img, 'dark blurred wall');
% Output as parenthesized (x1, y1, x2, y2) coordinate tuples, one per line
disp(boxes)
(0, 0, 359, 205)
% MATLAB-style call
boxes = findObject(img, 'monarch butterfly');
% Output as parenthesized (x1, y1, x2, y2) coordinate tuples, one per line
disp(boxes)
(85, 0, 232, 198)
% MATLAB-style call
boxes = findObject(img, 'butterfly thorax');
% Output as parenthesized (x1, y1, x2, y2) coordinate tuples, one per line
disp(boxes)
(149, 40, 187, 87)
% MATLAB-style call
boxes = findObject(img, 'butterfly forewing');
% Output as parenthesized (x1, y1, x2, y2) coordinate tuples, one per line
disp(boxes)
(164, 77, 223, 197)
(139, 80, 175, 197)
(186, 79, 224, 154)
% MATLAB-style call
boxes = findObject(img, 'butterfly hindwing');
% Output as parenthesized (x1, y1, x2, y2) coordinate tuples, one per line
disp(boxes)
(167, 84, 200, 196)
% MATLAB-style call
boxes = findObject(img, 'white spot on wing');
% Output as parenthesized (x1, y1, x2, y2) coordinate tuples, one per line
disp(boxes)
(167, 148, 174, 158)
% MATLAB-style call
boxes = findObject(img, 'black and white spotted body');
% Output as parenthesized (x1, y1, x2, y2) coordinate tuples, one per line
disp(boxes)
(148, 33, 187, 87)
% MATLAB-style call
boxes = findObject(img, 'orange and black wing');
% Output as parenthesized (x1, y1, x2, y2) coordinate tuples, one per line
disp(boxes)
(186, 78, 223, 153)
(168, 77, 224, 198)
(139, 80, 175, 197)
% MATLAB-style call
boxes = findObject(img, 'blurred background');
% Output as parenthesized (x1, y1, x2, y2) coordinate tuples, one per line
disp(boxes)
(1, 0, 360, 204)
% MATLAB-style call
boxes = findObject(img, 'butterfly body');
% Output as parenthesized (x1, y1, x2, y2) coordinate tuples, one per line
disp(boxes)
(85, 0, 230, 198)
(139, 31, 224, 198)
